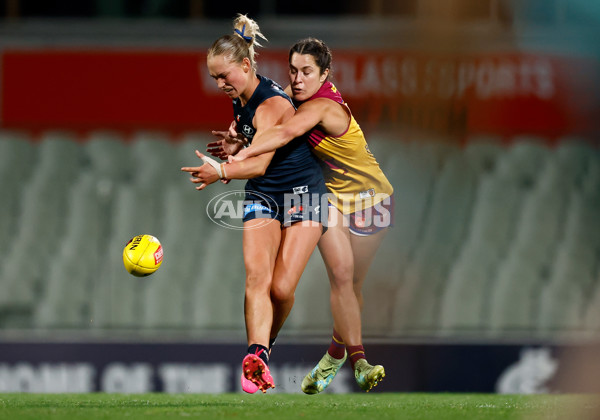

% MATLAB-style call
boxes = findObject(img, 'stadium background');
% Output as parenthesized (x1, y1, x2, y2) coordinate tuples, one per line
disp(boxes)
(0, 0, 599, 394)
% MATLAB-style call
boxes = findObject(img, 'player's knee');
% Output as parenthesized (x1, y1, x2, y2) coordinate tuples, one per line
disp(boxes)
(245, 272, 272, 295)
(328, 264, 353, 290)
(270, 282, 294, 304)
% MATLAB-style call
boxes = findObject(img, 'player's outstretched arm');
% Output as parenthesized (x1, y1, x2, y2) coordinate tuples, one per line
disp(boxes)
(181, 150, 273, 190)
(181, 95, 292, 190)
(231, 99, 328, 162)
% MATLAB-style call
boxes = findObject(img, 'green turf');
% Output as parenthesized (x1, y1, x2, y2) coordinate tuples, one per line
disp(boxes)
(0, 393, 599, 420)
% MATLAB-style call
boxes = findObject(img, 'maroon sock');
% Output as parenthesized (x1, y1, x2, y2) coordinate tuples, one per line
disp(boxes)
(326, 329, 346, 360)
(347, 345, 366, 370)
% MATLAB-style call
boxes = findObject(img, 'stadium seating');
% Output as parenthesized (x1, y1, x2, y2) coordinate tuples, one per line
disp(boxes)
(142, 186, 196, 329)
(189, 225, 246, 332)
(487, 252, 545, 335)
(0, 132, 81, 326)
(84, 130, 131, 182)
(0, 129, 35, 176)
(379, 138, 444, 268)
(563, 191, 600, 254)
(391, 243, 452, 335)
(0, 129, 598, 342)
(537, 242, 593, 336)
(130, 131, 179, 189)
(510, 188, 567, 270)
(391, 151, 478, 334)
(90, 183, 159, 329)
(584, 155, 600, 195)
(359, 137, 408, 335)
(0, 131, 34, 263)
(463, 134, 504, 174)
(362, 209, 408, 336)
(439, 242, 500, 333)
(583, 267, 600, 335)
(34, 173, 101, 328)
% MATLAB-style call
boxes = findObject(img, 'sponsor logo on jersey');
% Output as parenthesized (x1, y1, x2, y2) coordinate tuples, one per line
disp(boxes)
(293, 185, 309, 194)
(359, 188, 376, 199)
(242, 125, 254, 136)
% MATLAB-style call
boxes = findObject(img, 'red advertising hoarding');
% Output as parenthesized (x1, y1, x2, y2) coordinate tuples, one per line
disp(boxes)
(1, 48, 599, 142)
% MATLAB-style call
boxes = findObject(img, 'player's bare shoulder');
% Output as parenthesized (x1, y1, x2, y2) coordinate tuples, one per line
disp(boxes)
(301, 97, 348, 134)
(256, 95, 295, 125)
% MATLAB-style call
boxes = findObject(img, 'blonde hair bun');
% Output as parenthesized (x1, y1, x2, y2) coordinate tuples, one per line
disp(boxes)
(233, 14, 267, 48)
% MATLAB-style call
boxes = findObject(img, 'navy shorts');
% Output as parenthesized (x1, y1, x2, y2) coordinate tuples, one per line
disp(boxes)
(243, 188, 329, 228)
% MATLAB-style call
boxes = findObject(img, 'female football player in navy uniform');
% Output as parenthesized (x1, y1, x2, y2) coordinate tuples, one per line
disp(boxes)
(181, 16, 328, 394)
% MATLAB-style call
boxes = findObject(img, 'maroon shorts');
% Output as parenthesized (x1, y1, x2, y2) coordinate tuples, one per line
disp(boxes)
(329, 194, 395, 236)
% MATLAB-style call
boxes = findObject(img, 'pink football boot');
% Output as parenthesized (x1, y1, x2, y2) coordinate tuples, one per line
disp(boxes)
(242, 353, 275, 393)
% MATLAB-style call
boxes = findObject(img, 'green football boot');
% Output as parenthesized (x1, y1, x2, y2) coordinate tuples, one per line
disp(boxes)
(354, 359, 385, 392)
(301, 351, 347, 394)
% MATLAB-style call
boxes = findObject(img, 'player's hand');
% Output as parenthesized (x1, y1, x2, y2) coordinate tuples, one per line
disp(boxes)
(181, 150, 221, 190)
(206, 138, 229, 160)
(208, 121, 246, 160)
(229, 147, 250, 162)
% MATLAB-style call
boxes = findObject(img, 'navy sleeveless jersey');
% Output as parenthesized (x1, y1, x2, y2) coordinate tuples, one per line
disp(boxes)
(233, 75, 324, 193)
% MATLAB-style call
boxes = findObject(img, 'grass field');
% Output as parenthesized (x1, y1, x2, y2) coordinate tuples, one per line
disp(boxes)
(1, 393, 599, 420)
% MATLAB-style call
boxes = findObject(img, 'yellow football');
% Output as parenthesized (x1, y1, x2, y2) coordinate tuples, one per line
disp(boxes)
(122, 234, 163, 277)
